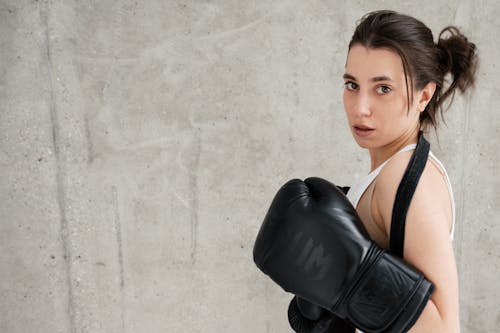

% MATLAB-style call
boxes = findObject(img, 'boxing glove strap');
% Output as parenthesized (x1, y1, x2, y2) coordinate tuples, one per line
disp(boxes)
(334, 245, 434, 333)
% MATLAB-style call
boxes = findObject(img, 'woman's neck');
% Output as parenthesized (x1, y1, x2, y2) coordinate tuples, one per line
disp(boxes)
(368, 127, 420, 172)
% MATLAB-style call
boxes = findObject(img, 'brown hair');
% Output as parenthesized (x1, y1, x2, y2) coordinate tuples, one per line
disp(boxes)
(348, 10, 478, 130)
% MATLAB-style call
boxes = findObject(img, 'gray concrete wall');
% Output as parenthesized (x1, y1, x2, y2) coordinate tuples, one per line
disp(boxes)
(0, 0, 498, 332)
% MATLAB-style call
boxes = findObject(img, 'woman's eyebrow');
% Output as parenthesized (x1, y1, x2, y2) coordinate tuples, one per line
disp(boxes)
(343, 73, 394, 82)
(343, 73, 357, 81)
(371, 75, 394, 82)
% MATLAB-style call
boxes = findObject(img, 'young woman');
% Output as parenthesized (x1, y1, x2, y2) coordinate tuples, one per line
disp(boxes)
(253, 9, 478, 333)
(343, 10, 477, 332)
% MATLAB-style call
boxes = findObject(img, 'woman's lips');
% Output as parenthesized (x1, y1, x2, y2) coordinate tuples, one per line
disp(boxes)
(353, 125, 375, 137)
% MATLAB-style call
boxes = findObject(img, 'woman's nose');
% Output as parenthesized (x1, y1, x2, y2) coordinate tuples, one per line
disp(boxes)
(352, 93, 371, 117)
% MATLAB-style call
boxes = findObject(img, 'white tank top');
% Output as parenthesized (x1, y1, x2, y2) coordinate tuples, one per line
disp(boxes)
(347, 144, 455, 239)
(349, 144, 455, 333)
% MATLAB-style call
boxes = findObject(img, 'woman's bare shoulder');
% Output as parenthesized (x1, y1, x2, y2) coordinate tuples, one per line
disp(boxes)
(372, 150, 452, 236)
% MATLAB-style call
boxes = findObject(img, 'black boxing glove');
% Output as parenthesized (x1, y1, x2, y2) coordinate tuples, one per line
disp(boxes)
(288, 296, 355, 333)
(288, 296, 334, 333)
(253, 177, 434, 333)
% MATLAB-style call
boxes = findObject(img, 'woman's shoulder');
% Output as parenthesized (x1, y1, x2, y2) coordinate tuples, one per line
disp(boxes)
(372, 149, 452, 236)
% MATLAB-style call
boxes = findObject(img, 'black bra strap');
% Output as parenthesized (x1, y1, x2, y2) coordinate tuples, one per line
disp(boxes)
(389, 131, 430, 258)
(337, 186, 351, 195)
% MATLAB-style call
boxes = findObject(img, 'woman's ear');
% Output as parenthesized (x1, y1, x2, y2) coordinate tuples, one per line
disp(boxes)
(418, 82, 436, 112)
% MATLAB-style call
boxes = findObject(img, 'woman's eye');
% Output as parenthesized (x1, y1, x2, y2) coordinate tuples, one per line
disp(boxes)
(344, 81, 358, 91)
(376, 85, 392, 94)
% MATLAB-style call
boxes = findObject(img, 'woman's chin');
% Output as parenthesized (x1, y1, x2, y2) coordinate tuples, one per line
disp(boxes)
(351, 135, 374, 149)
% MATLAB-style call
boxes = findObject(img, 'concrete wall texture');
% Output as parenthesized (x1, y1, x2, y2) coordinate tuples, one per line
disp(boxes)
(1, 0, 499, 332)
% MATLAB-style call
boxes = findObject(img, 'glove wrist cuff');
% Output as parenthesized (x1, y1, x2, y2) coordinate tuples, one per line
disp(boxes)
(335, 248, 434, 333)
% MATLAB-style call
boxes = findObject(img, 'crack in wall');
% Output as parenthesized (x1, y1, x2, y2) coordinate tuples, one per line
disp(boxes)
(189, 134, 201, 264)
(112, 185, 126, 333)
(84, 114, 95, 165)
(40, 1, 76, 332)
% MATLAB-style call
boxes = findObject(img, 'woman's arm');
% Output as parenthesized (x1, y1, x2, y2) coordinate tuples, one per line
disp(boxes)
(372, 152, 460, 333)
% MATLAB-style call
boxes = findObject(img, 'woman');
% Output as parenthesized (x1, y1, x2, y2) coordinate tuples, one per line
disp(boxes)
(343, 10, 477, 332)
(253, 9, 478, 333)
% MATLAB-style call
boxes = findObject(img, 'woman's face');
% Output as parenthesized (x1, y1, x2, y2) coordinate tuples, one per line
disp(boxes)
(343, 44, 421, 149)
